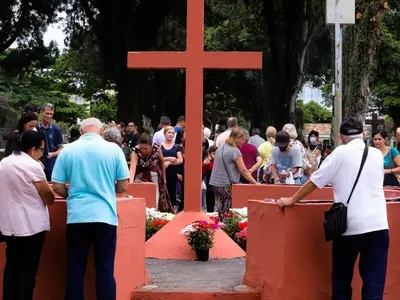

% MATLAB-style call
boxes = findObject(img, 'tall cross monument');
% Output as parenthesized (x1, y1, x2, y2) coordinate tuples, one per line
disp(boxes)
(128, 0, 262, 260)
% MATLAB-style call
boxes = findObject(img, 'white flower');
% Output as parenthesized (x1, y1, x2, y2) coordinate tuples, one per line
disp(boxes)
(180, 224, 196, 235)
(206, 212, 219, 217)
(229, 207, 248, 219)
(146, 208, 176, 221)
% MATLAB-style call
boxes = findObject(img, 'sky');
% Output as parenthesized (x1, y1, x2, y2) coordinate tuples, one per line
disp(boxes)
(41, 25, 326, 105)
(44, 22, 66, 50)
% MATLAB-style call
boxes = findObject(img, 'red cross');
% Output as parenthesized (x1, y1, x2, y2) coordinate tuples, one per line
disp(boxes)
(128, 0, 262, 212)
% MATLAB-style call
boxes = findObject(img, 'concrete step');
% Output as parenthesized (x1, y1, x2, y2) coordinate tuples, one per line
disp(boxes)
(132, 258, 259, 300)
(132, 285, 260, 300)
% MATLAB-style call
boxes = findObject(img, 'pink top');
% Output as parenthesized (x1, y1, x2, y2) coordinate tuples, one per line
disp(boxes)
(0, 152, 50, 236)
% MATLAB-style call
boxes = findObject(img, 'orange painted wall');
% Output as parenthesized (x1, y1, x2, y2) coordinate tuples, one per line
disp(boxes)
(243, 200, 400, 300)
(118, 183, 157, 208)
(0, 197, 149, 300)
(232, 184, 400, 208)
(50, 183, 157, 208)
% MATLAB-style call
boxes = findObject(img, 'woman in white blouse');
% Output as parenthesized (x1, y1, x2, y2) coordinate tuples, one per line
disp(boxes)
(0, 130, 55, 300)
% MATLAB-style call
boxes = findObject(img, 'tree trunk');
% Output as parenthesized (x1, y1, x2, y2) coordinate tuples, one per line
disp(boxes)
(261, 0, 320, 129)
(343, 0, 388, 119)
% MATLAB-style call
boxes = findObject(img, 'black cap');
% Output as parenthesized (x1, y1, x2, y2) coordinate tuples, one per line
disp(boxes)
(274, 131, 290, 148)
(340, 116, 363, 136)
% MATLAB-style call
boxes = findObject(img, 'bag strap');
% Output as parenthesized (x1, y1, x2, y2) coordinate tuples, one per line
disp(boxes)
(221, 144, 233, 184)
(347, 145, 369, 205)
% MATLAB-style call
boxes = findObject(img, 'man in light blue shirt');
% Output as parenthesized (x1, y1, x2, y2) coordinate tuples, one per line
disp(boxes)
(52, 118, 129, 300)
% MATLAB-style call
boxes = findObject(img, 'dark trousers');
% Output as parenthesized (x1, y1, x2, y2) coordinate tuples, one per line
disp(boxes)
(44, 168, 53, 182)
(65, 223, 117, 300)
(206, 189, 215, 212)
(166, 172, 177, 207)
(332, 229, 389, 300)
(3, 231, 45, 300)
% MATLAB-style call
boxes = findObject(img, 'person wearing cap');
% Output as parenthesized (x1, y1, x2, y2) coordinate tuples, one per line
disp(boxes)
(277, 116, 389, 300)
(270, 131, 303, 184)
(51, 118, 130, 300)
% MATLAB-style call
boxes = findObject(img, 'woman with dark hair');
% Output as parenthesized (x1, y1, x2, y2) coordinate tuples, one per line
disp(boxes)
(0, 130, 55, 299)
(5, 112, 38, 157)
(129, 134, 173, 212)
(372, 129, 400, 186)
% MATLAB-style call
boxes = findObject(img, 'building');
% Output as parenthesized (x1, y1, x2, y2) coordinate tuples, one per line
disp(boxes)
(303, 123, 332, 144)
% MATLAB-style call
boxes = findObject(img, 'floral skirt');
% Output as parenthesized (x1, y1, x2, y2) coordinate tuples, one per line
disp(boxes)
(212, 186, 232, 216)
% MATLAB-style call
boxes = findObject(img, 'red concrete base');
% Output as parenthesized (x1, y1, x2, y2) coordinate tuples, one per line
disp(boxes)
(145, 211, 246, 260)
(0, 197, 150, 300)
(243, 200, 400, 300)
(232, 184, 400, 208)
(118, 183, 157, 208)
(131, 290, 260, 300)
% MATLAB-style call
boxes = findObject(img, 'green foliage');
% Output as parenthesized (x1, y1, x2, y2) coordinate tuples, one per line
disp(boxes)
(372, 3, 400, 126)
(90, 91, 118, 123)
(296, 100, 332, 125)
(0, 48, 89, 125)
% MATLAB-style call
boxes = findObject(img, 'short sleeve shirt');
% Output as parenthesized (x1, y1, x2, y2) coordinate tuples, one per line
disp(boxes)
(210, 144, 242, 187)
(52, 133, 130, 226)
(0, 152, 50, 236)
(270, 145, 303, 177)
(311, 139, 388, 235)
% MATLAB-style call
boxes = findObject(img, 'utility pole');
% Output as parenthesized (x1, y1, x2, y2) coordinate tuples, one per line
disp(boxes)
(333, 0, 343, 148)
(326, 0, 354, 148)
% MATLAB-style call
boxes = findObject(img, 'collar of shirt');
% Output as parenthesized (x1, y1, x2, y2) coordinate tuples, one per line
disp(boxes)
(80, 133, 103, 140)
(38, 122, 53, 129)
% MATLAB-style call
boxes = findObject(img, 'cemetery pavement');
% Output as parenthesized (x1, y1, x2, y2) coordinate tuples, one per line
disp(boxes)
(144, 258, 246, 291)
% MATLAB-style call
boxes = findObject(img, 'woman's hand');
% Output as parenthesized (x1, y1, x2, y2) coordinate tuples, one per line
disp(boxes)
(177, 174, 183, 181)
(165, 161, 171, 168)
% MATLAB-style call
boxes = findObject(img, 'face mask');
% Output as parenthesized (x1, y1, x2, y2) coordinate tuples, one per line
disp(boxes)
(310, 137, 316, 143)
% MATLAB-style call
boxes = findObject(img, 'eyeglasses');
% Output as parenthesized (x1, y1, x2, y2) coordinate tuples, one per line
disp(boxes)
(37, 147, 45, 152)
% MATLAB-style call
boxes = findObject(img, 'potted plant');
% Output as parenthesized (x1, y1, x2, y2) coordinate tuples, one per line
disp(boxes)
(181, 220, 223, 261)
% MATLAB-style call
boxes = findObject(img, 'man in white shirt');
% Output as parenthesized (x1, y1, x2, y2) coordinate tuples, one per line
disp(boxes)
(277, 116, 389, 300)
(215, 117, 238, 148)
(153, 116, 172, 144)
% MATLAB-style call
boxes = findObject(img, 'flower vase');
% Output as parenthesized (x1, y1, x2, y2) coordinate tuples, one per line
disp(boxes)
(195, 248, 209, 261)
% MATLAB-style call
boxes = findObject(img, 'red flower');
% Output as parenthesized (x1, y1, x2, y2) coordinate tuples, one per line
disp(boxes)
(151, 219, 169, 229)
(209, 216, 219, 224)
(222, 212, 232, 218)
(238, 220, 248, 231)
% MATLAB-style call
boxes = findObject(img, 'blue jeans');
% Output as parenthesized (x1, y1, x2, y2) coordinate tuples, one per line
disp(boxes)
(65, 223, 117, 300)
(332, 229, 389, 300)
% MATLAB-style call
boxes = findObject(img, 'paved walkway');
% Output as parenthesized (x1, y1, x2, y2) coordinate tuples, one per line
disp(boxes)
(144, 258, 246, 291)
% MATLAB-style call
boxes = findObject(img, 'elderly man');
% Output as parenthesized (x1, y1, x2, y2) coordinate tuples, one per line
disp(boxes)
(52, 118, 129, 300)
(277, 116, 389, 300)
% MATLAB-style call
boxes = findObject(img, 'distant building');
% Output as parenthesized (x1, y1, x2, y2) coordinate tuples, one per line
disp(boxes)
(303, 123, 332, 144)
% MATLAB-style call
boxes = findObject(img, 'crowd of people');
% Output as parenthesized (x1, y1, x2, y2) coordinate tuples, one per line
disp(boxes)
(1, 102, 400, 299)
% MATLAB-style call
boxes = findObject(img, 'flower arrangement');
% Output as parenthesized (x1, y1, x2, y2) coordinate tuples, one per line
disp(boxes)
(145, 208, 176, 240)
(181, 220, 223, 260)
(221, 208, 248, 251)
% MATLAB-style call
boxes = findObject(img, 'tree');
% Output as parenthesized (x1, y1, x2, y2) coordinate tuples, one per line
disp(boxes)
(371, 1, 400, 127)
(0, 48, 88, 125)
(0, 0, 64, 53)
(296, 100, 332, 128)
(257, 0, 328, 128)
(343, 0, 389, 119)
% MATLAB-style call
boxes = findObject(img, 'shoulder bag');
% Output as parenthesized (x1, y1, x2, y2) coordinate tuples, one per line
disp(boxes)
(323, 145, 368, 241)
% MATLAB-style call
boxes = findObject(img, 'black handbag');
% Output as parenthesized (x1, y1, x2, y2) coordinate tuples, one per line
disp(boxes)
(323, 145, 369, 242)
